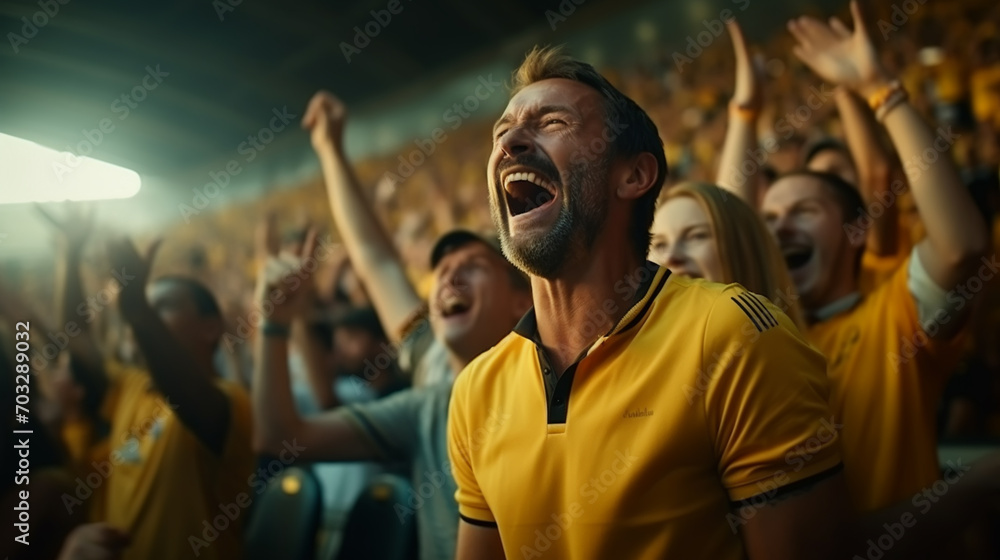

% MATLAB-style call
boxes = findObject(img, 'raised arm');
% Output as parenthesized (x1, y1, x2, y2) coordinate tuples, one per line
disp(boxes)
(39, 204, 109, 416)
(831, 86, 899, 256)
(107, 237, 230, 455)
(716, 19, 765, 206)
(789, 0, 988, 292)
(303, 92, 423, 342)
(250, 221, 381, 462)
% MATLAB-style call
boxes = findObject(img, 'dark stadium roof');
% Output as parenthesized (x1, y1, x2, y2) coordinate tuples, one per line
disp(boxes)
(0, 0, 659, 190)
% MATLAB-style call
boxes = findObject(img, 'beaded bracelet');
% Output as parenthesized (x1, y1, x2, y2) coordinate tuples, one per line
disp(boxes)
(874, 87, 909, 123)
(866, 80, 903, 112)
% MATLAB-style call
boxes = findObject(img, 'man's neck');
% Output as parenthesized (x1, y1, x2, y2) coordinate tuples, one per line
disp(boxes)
(533, 245, 646, 374)
(805, 275, 861, 323)
(448, 353, 469, 379)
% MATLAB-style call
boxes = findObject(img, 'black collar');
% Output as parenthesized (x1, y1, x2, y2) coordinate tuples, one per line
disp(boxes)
(513, 260, 669, 341)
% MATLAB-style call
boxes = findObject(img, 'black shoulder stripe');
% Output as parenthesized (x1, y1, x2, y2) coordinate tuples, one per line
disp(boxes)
(460, 514, 499, 528)
(745, 293, 778, 328)
(730, 463, 844, 510)
(737, 293, 771, 330)
(730, 297, 763, 332)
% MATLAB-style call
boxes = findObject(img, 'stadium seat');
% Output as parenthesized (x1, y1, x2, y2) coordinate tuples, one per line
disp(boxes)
(331, 474, 419, 560)
(244, 467, 323, 560)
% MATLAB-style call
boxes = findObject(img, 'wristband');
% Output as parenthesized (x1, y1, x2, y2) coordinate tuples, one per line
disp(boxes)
(261, 321, 291, 338)
(874, 87, 909, 123)
(729, 102, 760, 123)
(866, 80, 904, 112)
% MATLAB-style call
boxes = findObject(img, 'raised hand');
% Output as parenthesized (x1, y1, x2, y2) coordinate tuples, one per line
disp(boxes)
(37, 202, 95, 253)
(302, 90, 348, 152)
(106, 237, 161, 322)
(253, 213, 319, 327)
(727, 19, 763, 112)
(788, 0, 892, 98)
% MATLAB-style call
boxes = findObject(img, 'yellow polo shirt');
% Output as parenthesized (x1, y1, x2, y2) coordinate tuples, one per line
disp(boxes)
(449, 264, 842, 559)
(807, 257, 965, 512)
(92, 362, 254, 560)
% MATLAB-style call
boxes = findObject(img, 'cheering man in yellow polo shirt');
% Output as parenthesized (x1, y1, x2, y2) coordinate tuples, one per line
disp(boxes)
(447, 46, 855, 560)
(762, 1, 991, 514)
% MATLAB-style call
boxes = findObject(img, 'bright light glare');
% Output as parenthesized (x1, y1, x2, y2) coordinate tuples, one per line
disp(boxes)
(0, 132, 141, 204)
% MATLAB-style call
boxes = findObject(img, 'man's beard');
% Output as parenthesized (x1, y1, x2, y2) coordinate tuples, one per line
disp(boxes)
(491, 155, 610, 279)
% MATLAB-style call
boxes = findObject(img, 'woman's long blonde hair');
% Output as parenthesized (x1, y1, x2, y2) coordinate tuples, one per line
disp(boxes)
(663, 182, 805, 328)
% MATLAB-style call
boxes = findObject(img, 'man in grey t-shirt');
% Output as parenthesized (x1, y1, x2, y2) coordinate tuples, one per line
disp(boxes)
(343, 380, 454, 560)
(252, 91, 532, 560)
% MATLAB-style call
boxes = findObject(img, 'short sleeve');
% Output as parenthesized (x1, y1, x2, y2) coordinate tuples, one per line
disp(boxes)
(447, 369, 495, 525)
(702, 287, 842, 503)
(342, 387, 424, 461)
(397, 317, 436, 387)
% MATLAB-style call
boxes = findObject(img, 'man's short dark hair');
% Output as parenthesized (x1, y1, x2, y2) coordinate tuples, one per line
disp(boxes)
(803, 138, 852, 167)
(511, 46, 669, 259)
(153, 276, 222, 319)
(431, 230, 531, 293)
(779, 170, 865, 225)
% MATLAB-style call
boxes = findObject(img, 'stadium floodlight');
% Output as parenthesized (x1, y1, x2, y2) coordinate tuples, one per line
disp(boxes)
(0, 132, 141, 204)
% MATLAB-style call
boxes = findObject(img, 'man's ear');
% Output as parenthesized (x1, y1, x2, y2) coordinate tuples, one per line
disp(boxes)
(614, 152, 659, 202)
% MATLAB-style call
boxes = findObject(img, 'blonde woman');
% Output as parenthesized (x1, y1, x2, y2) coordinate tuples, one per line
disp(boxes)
(650, 181, 805, 327)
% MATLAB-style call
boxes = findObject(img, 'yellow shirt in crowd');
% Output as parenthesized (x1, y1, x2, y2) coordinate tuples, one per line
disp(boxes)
(449, 266, 842, 559)
(90, 362, 254, 560)
(807, 258, 965, 512)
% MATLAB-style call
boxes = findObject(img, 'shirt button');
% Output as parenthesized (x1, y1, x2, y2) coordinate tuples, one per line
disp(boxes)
(543, 368, 552, 375)
(554, 397, 564, 406)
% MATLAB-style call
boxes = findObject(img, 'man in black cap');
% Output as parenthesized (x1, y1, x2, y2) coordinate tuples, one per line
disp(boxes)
(251, 90, 532, 560)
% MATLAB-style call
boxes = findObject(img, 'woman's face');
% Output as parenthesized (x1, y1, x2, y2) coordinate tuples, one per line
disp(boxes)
(649, 196, 724, 283)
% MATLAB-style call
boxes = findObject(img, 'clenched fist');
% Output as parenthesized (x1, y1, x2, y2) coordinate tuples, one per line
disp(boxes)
(302, 90, 347, 151)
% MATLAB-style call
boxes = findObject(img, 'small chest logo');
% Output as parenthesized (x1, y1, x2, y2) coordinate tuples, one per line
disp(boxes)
(623, 407, 654, 419)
